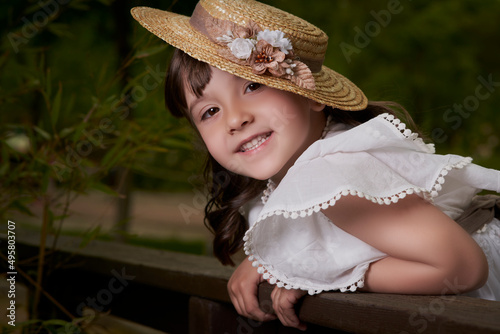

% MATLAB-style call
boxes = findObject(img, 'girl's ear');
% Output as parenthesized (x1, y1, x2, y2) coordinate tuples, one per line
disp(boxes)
(309, 99, 326, 112)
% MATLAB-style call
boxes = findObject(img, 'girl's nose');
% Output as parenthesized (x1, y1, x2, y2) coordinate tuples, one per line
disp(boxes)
(227, 110, 253, 134)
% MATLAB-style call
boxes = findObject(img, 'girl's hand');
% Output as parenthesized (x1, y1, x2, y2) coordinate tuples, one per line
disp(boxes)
(271, 286, 307, 331)
(228, 257, 277, 322)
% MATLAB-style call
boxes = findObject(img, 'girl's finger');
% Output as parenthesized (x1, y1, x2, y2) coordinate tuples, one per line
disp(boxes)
(232, 283, 275, 321)
(242, 290, 273, 321)
(229, 290, 244, 317)
(280, 303, 306, 330)
(272, 287, 307, 331)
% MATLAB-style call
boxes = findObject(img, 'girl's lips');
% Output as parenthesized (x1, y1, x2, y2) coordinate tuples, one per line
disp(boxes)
(238, 132, 273, 153)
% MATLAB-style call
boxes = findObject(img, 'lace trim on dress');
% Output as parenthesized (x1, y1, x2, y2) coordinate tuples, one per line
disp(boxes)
(241, 245, 367, 295)
(380, 113, 435, 153)
(261, 179, 276, 204)
(254, 155, 472, 224)
(245, 114, 474, 294)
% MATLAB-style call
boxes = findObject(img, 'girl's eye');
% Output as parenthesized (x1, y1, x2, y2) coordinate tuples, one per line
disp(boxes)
(245, 82, 262, 93)
(201, 107, 219, 120)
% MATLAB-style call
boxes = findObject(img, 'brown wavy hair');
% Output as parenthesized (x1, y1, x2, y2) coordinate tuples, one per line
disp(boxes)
(165, 49, 420, 265)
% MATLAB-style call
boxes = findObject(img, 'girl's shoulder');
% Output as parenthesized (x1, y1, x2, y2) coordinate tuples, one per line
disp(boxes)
(299, 113, 434, 163)
(252, 113, 499, 224)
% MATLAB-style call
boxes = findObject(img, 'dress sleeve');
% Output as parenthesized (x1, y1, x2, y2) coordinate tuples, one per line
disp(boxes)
(243, 113, 500, 295)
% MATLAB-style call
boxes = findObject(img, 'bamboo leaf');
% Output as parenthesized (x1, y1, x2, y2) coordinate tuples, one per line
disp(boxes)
(23, 4, 42, 15)
(41, 167, 50, 193)
(47, 23, 73, 38)
(89, 181, 120, 197)
(42, 319, 71, 327)
(102, 143, 131, 171)
(104, 94, 117, 104)
(59, 127, 74, 138)
(12, 319, 41, 328)
(33, 126, 51, 140)
(142, 145, 170, 153)
(97, 0, 114, 6)
(68, 0, 91, 11)
(100, 137, 125, 167)
(11, 200, 35, 217)
(79, 225, 102, 248)
(0, 162, 9, 176)
(45, 68, 52, 102)
(71, 122, 89, 142)
(134, 44, 167, 59)
(160, 138, 193, 150)
(96, 62, 109, 88)
(51, 83, 63, 129)
(65, 93, 76, 116)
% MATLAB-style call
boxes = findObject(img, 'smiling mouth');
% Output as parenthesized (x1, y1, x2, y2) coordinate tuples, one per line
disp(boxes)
(239, 132, 272, 152)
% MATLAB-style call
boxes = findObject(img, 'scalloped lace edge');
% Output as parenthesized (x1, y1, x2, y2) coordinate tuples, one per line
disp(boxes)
(245, 156, 473, 294)
(243, 253, 367, 295)
(379, 112, 436, 153)
(254, 156, 473, 223)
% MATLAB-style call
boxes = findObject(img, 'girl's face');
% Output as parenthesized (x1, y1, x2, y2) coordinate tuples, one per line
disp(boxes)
(185, 66, 325, 181)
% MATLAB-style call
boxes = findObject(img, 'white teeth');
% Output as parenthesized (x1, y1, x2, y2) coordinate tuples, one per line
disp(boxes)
(240, 133, 271, 152)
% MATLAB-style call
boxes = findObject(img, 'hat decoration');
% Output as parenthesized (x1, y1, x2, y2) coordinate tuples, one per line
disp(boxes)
(205, 18, 315, 89)
(131, 0, 369, 111)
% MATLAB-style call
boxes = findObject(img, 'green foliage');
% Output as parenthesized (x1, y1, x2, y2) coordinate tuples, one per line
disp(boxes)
(0, 0, 199, 221)
(0, 0, 198, 329)
(267, 0, 500, 168)
(1, 0, 498, 330)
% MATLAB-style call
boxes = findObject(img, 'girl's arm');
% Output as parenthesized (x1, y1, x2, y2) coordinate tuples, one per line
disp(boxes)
(271, 194, 489, 330)
(322, 194, 488, 293)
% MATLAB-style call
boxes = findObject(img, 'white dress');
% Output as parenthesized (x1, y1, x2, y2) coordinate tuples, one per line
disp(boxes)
(243, 113, 500, 300)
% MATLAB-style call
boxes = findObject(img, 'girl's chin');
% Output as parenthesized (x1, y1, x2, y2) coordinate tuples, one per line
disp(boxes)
(245, 167, 284, 182)
(227, 166, 279, 181)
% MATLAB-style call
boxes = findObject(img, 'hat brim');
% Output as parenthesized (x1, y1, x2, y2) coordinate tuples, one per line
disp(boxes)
(131, 6, 368, 111)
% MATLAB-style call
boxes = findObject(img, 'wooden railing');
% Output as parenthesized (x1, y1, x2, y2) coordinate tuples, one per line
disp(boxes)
(7, 232, 500, 334)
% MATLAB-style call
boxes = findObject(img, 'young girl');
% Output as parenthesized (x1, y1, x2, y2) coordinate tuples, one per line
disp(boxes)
(131, 0, 500, 330)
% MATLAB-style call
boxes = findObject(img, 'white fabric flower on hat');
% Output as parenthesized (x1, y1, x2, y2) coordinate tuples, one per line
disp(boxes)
(216, 30, 235, 43)
(257, 29, 293, 54)
(229, 37, 257, 60)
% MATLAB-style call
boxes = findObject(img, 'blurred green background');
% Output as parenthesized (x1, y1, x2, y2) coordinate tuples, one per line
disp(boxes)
(2, 1, 498, 330)
(1, 0, 499, 242)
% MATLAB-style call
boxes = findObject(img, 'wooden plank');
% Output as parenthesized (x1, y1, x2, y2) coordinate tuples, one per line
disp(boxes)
(189, 296, 287, 334)
(11, 232, 500, 334)
(189, 296, 246, 334)
(258, 283, 500, 334)
(87, 312, 169, 334)
(14, 231, 234, 303)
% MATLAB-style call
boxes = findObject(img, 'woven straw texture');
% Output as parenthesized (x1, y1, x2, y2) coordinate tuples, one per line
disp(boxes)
(131, 0, 367, 111)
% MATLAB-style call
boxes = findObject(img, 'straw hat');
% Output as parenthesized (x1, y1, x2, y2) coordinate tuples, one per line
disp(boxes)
(131, 0, 367, 111)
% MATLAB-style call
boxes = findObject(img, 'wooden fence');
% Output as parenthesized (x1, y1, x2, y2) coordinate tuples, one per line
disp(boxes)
(6, 232, 500, 334)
